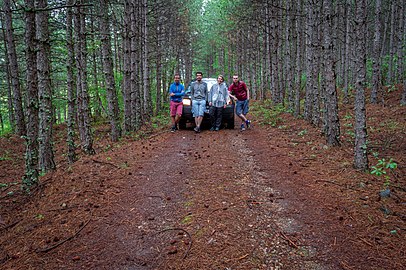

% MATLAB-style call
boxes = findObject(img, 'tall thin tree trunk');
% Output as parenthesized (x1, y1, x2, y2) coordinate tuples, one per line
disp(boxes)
(23, 0, 39, 188)
(90, 17, 102, 119)
(305, 0, 316, 122)
(3, 0, 26, 136)
(323, 0, 340, 146)
(74, 3, 95, 155)
(1, 20, 15, 134)
(123, 0, 132, 132)
(66, 0, 76, 164)
(343, 0, 351, 104)
(99, 0, 122, 142)
(142, 0, 152, 119)
(387, 2, 396, 84)
(353, 0, 369, 170)
(294, 0, 302, 117)
(36, 0, 55, 172)
(371, 0, 382, 104)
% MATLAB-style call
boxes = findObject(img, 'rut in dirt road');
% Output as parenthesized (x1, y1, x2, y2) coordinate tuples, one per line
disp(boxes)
(69, 127, 334, 270)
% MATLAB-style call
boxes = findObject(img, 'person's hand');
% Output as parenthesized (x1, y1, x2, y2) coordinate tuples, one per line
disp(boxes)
(209, 102, 212, 106)
(223, 104, 227, 108)
(170, 93, 175, 96)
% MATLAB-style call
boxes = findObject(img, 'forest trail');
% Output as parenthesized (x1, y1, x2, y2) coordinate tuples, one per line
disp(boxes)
(1, 116, 405, 269)
(51, 125, 336, 269)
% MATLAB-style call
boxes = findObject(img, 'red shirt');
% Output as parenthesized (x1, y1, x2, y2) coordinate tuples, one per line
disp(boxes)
(228, 81, 248, 101)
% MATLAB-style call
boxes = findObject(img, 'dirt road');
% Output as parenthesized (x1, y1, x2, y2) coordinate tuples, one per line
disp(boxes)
(2, 121, 403, 269)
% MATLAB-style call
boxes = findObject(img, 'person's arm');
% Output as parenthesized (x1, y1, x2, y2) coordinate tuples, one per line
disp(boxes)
(173, 84, 185, 97)
(169, 84, 175, 97)
(209, 85, 214, 105)
(228, 84, 237, 101)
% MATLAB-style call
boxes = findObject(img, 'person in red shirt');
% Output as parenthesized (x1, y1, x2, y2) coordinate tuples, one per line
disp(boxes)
(228, 74, 251, 131)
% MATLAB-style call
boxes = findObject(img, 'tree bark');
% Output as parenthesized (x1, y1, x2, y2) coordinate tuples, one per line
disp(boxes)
(353, 0, 369, 170)
(142, 0, 152, 120)
(1, 22, 15, 131)
(36, 0, 56, 172)
(387, 2, 396, 85)
(74, 3, 95, 155)
(23, 0, 39, 188)
(99, 0, 122, 142)
(3, 0, 26, 136)
(66, 0, 77, 164)
(343, 0, 351, 104)
(323, 0, 340, 146)
(123, 0, 132, 132)
(370, 0, 382, 104)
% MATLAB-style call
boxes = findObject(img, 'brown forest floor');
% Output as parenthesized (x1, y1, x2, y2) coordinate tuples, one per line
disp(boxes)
(0, 87, 405, 270)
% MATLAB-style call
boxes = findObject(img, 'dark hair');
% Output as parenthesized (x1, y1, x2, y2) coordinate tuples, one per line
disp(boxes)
(196, 71, 203, 76)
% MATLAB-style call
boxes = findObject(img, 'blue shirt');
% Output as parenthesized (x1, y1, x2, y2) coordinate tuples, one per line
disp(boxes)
(169, 82, 185, 103)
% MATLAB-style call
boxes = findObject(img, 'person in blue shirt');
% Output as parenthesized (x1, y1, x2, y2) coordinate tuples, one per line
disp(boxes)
(169, 73, 185, 132)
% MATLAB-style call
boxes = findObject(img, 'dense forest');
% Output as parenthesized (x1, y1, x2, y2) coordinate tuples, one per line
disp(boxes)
(0, 0, 405, 188)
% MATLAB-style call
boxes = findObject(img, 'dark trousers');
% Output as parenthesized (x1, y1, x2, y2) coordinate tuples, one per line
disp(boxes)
(209, 106, 224, 129)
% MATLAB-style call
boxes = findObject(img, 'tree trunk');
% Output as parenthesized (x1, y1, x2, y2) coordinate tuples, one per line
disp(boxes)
(401, 9, 406, 106)
(74, 3, 95, 155)
(99, 0, 122, 142)
(142, 0, 152, 120)
(90, 16, 102, 119)
(23, 0, 39, 188)
(323, 0, 340, 146)
(343, 0, 351, 104)
(353, 0, 369, 170)
(1, 19, 15, 135)
(36, 0, 55, 172)
(387, 2, 396, 84)
(3, 0, 26, 136)
(66, 0, 76, 164)
(305, 0, 318, 122)
(294, 0, 303, 117)
(370, 0, 382, 104)
(123, 0, 132, 132)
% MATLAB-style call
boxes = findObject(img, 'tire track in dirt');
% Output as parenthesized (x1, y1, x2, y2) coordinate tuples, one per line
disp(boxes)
(37, 127, 335, 269)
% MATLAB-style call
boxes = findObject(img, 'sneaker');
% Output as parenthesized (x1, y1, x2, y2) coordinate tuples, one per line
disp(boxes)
(171, 125, 176, 132)
(215, 127, 219, 131)
(194, 126, 199, 133)
(210, 127, 215, 131)
(245, 120, 251, 129)
(240, 123, 246, 131)
(197, 126, 201, 133)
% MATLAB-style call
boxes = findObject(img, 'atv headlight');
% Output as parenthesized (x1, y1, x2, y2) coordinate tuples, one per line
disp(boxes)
(183, 99, 191, 106)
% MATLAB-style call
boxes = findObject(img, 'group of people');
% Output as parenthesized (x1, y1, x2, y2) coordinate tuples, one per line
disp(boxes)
(169, 72, 251, 133)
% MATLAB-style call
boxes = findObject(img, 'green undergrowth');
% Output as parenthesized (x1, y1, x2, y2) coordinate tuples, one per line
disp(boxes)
(251, 100, 285, 127)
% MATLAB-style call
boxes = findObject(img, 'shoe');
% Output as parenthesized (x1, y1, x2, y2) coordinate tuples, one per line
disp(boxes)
(240, 124, 246, 131)
(215, 127, 219, 131)
(245, 120, 251, 129)
(197, 126, 201, 133)
(194, 127, 199, 133)
(175, 124, 179, 130)
(171, 126, 176, 132)
(210, 127, 215, 131)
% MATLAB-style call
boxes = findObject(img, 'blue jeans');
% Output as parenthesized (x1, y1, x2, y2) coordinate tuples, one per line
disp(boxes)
(192, 99, 206, 117)
(236, 99, 249, 116)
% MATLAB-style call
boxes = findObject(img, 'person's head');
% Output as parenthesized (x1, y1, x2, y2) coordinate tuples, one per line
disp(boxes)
(217, 75, 224, 84)
(196, 71, 203, 81)
(232, 74, 239, 84)
(174, 73, 181, 83)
